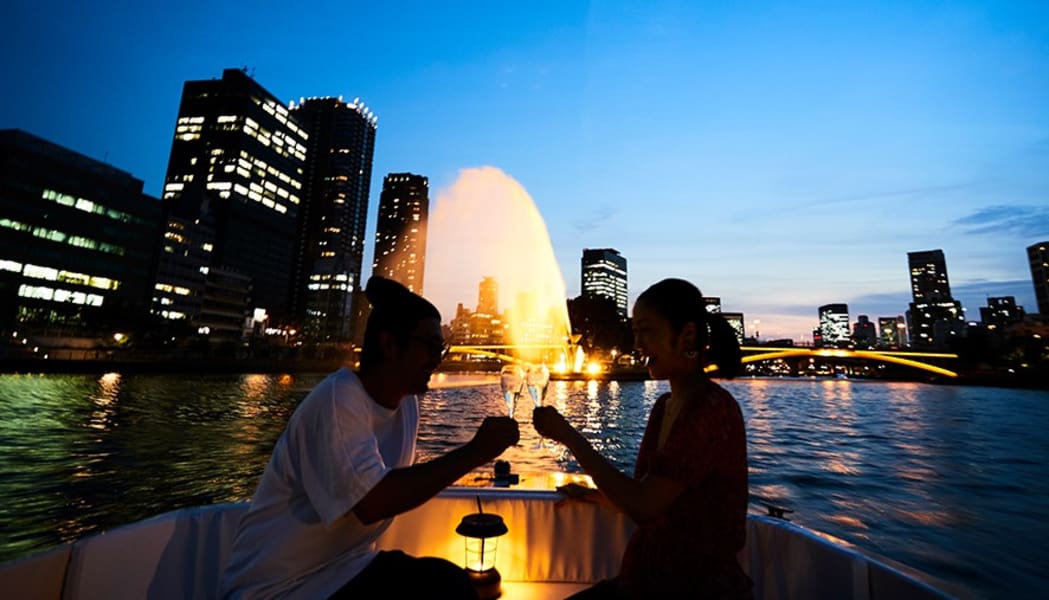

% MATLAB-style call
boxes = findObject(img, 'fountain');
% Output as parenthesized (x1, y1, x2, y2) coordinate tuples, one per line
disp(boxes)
(426, 167, 573, 367)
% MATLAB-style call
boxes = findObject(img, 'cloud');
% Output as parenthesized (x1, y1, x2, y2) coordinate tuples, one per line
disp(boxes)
(783, 182, 979, 213)
(844, 290, 914, 317)
(572, 203, 619, 235)
(950, 279, 1038, 315)
(844, 279, 1037, 320)
(953, 205, 1049, 237)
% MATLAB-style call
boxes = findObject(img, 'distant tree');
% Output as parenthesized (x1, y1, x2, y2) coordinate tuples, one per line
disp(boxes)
(566, 295, 632, 353)
(948, 328, 996, 371)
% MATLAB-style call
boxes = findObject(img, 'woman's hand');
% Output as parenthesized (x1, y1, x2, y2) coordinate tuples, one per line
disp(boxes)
(532, 406, 576, 444)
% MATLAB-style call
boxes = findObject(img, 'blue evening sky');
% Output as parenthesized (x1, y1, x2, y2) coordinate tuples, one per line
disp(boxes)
(3, 0, 1047, 340)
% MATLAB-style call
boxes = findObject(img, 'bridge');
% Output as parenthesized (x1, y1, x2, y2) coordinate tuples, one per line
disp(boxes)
(736, 346, 960, 378)
(447, 344, 569, 366)
(449, 344, 960, 378)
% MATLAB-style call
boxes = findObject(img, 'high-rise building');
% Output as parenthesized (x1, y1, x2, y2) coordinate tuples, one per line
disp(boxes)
(980, 296, 1025, 328)
(581, 248, 628, 318)
(152, 214, 214, 323)
(477, 276, 498, 315)
(721, 312, 745, 344)
(0, 130, 162, 338)
(878, 316, 907, 347)
(447, 277, 505, 346)
(907, 249, 964, 348)
(292, 97, 377, 341)
(372, 173, 428, 295)
(1028, 241, 1049, 315)
(197, 267, 253, 342)
(818, 303, 850, 346)
(852, 315, 877, 348)
(156, 68, 308, 329)
(702, 296, 722, 314)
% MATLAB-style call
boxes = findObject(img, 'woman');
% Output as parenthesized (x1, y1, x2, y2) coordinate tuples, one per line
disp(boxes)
(533, 278, 752, 599)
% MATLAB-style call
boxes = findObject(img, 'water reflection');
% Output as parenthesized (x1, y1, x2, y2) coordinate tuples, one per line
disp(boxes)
(0, 375, 1046, 597)
(88, 372, 120, 432)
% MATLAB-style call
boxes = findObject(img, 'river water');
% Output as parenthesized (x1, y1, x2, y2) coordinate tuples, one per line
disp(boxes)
(0, 372, 1046, 598)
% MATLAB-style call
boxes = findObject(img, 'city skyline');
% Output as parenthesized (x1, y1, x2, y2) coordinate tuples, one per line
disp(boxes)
(4, 1, 1047, 340)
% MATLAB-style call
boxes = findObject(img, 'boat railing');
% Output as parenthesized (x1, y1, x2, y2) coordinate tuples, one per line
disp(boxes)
(0, 485, 962, 599)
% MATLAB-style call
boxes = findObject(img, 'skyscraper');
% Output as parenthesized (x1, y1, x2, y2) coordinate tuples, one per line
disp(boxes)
(979, 296, 1025, 328)
(852, 315, 877, 348)
(818, 303, 850, 347)
(721, 312, 745, 344)
(1028, 241, 1049, 315)
(155, 68, 308, 329)
(372, 173, 428, 295)
(907, 249, 964, 348)
(447, 277, 505, 346)
(0, 130, 162, 337)
(878, 316, 907, 348)
(581, 248, 628, 318)
(477, 276, 498, 315)
(292, 97, 377, 341)
(702, 296, 722, 313)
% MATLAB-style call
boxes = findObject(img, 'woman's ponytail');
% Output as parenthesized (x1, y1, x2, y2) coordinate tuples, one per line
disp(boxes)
(704, 313, 742, 379)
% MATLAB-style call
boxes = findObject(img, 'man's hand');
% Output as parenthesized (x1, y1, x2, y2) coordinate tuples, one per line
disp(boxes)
(532, 406, 576, 444)
(470, 416, 519, 461)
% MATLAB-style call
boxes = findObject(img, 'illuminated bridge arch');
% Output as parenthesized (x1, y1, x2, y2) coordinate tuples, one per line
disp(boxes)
(730, 347, 959, 378)
(446, 344, 568, 366)
(446, 346, 521, 365)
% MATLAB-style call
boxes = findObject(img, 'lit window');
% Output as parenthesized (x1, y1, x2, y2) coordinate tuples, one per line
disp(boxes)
(23, 264, 59, 281)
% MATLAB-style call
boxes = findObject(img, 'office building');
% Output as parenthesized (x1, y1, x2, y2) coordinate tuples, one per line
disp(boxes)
(477, 276, 498, 316)
(980, 297, 1025, 329)
(156, 68, 307, 330)
(721, 312, 745, 344)
(878, 316, 907, 347)
(0, 129, 162, 338)
(818, 303, 850, 346)
(581, 248, 628, 318)
(702, 296, 722, 314)
(292, 97, 377, 341)
(852, 315, 877, 348)
(1029, 241, 1049, 315)
(372, 173, 428, 295)
(196, 268, 253, 342)
(906, 249, 964, 348)
(152, 214, 213, 323)
(448, 277, 506, 346)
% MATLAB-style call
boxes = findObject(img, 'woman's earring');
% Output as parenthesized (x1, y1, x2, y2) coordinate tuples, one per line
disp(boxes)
(685, 350, 698, 359)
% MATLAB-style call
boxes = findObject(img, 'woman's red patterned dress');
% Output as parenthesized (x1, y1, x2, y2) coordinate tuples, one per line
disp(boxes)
(618, 379, 753, 598)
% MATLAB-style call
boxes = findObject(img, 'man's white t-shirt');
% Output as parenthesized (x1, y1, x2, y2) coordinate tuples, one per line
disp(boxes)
(221, 368, 419, 599)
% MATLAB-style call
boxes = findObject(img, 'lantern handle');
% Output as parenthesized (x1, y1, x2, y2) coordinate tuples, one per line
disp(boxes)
(476, 495, 483, 514)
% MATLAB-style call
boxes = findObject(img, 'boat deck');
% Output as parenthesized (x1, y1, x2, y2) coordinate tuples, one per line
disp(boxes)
(0, 479, 960, 599)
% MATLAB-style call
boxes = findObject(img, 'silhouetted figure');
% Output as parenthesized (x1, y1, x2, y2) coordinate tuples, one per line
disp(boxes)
(534, 278, 752, 599)
(222, 276, 518, 599)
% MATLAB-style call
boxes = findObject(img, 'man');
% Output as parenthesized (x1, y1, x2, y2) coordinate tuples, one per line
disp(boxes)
(221, 276, 519, 598)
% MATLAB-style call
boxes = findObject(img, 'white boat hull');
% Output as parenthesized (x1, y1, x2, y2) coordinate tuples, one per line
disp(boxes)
(0, 486, 959, 599)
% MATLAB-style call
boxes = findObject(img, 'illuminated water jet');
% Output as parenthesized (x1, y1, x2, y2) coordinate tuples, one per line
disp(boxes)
(426, 167, 572, 365)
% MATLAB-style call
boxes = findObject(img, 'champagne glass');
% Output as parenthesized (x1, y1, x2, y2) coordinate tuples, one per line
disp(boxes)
(526, 364, 550, 448)
(526, 364, 550, 407)
(499, 364, 524, 419)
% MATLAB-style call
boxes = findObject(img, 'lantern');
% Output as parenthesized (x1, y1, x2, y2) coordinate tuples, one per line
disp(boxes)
(456, 511, 508, 599)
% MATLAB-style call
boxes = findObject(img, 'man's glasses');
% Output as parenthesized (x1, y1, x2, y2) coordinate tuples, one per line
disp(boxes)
(408, 335, 451, 360)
